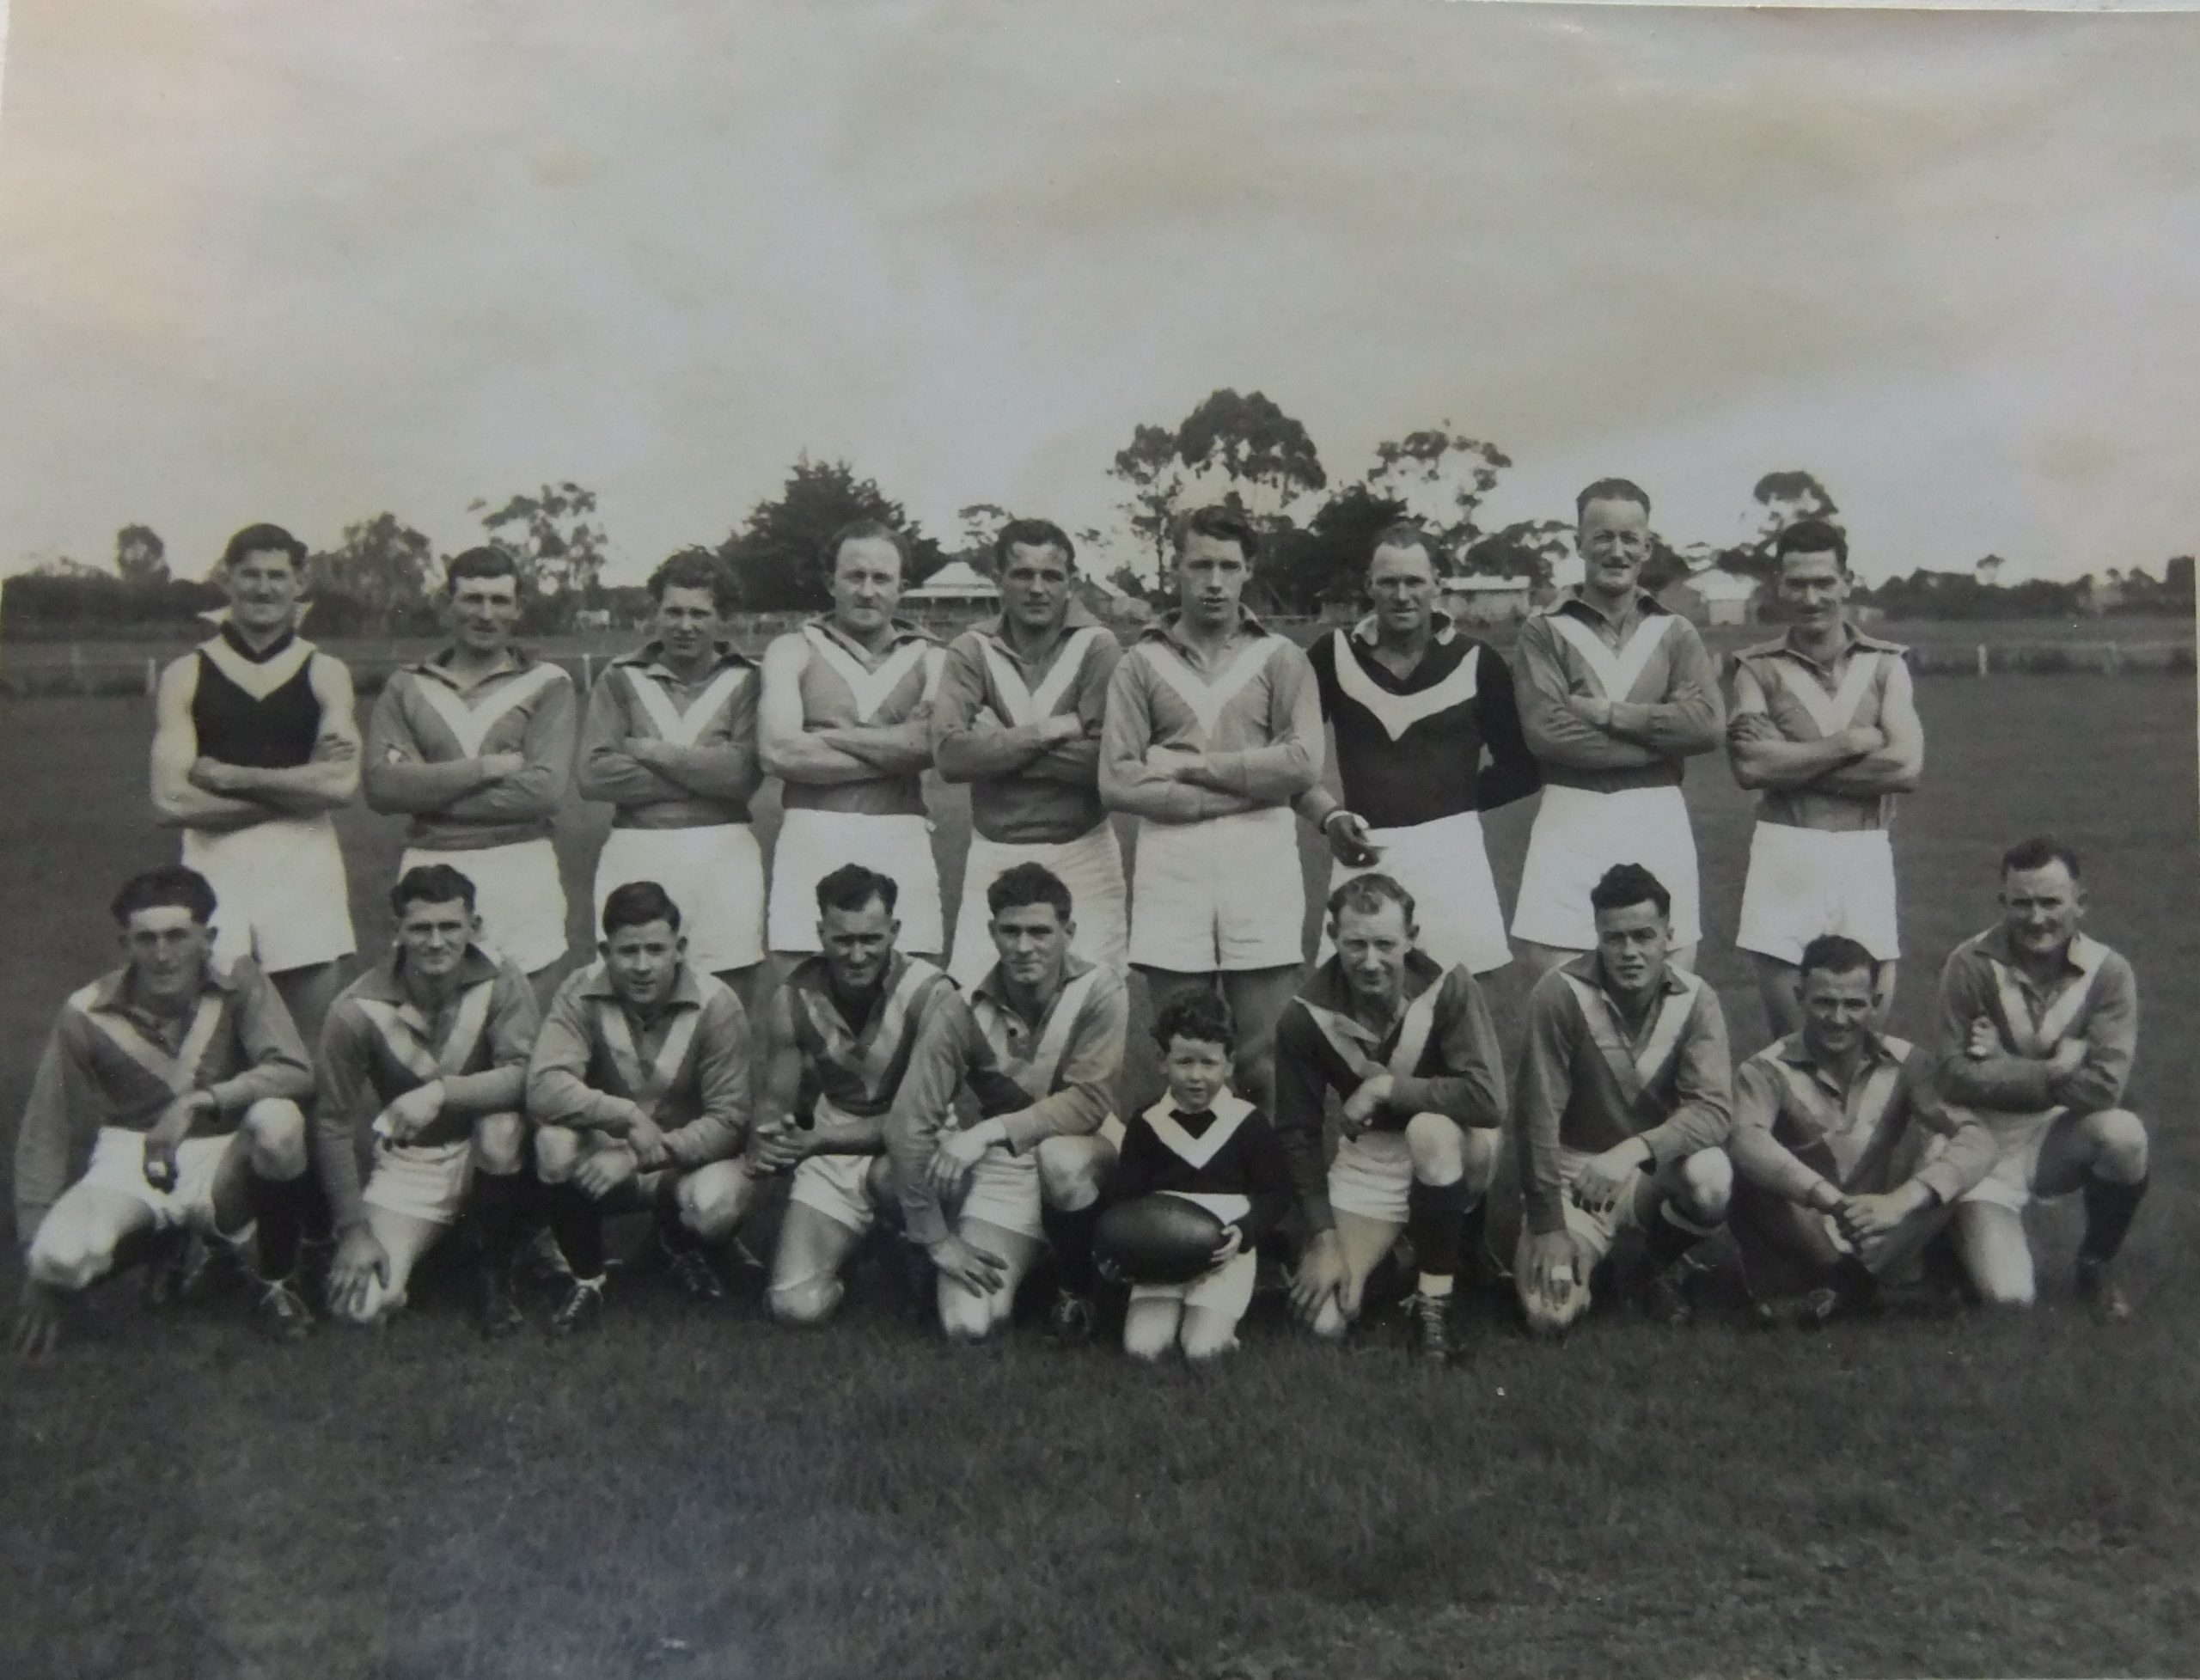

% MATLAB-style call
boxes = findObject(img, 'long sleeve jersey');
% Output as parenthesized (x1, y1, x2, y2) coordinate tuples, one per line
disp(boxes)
(1513, 956, 1732, 1236)
(524, 962, 752, 1167)
(1105, 1091, 1294, 1248)
(1728, 627, 1914, 832)
(363, 647, 578, 848)
(1272, 953, 1506, 1231)
(576, 642, 759, 829)
(767, 617, 942, 817)
(1934, 926, 2138, 1118)
(1513, 591, 1722, 793)
(14, 957, 313, 1243)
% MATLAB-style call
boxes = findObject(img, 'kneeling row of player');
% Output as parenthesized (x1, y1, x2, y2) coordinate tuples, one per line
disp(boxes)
(12, 833, 2146, 1361)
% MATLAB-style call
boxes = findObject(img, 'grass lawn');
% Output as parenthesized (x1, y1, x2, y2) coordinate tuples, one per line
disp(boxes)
(0, 674, 2195, 1679)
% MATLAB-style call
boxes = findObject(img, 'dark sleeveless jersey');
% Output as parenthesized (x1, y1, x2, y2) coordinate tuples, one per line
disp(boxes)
(191, 626, 323, 768)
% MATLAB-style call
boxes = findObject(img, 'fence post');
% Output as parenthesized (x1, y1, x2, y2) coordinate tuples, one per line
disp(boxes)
(70, 642, 85, 695)
(1976, 643, 1988, 678)
(2104, 640, 2121, 676)
(145, 657, 157, 699)
(581, 652, 594, 691)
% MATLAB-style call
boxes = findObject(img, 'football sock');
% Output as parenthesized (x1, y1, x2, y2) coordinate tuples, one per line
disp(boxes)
(473, 1168, 528, 1269)
(657, 1207, 703, 1257)
(2079, 1173, 2148, 1263)
(549, 1184, 607, 1280)
(1407, 1177, 1468, 1291)
(247, 1167, 315, 1280)
(1459, 1194, 1492, 1280)
(1644, 1201, 1709, 1273)
(1042, 1198, 1103, 1294)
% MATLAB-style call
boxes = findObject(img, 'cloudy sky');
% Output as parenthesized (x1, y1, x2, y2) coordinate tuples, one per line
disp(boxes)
(1, 0, 2194, 586)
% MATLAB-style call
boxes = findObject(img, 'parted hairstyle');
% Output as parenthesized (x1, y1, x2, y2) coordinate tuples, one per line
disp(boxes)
(648, 547, 736, 610)
(987, 861, 1073, 924)
(1326, 871, 1419, 930)
(602, 880, 683, 938)
(1367, 521, 1438, 565)
(445, 546, 522, 590)
(219, 523, 307, 572)
(1589, 862, 1671, 920)
(1775, 518, 1850, 572)
(111, 864, 218, 926)
(1797, 933, 1878, 985)
(1153, 989, 1236, 1055)
(816, 862, 898, 917)
(822, 518, 913, 577)
(2002, 834, 2082, 880)
(1172, 505, 1258, 563)
(993, 518, 1076, 570)
(390, 862, 479, 918)
(1574, 478, 1653, 522)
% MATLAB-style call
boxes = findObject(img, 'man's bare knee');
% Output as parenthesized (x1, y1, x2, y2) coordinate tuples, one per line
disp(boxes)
(27, 1229, 106, 1294)
(938, 1283, 1006, 1344)
(1677, 1149, 1732, 1224)
(534, 1127, 585, 1184)
(241, 1099, 309, 1172)
(1308, 1298, 1350, 1341)
(1403, 1113, 1466, 1184)
(2087, 1109, 2149, 1182)
(768, 1275, 843, 1327)
(1036, 1136, 1109, 1211)
(677, 1164, 753, 1243)
(472, 1113, 528, 1174)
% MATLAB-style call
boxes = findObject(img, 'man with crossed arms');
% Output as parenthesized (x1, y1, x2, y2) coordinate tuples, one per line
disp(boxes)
(526, 881, 758, 1335)
(1512, 480, 1722, 979)
(579, 549, 765, 995)
(933, 517, 1127, 989)
(364, 547, 578, 987)
(1275, 874, 1506, 1365)
(1727, 519, 1922, 1035)
(894, 862, 1130, 1344)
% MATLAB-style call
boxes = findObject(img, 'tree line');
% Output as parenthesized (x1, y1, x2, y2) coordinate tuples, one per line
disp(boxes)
(5, 395, 2192, 636)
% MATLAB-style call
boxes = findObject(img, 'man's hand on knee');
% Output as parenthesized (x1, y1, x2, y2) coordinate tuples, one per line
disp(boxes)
(1289, 1228, 1349, 1326)
(12, 1279, 65, 1359)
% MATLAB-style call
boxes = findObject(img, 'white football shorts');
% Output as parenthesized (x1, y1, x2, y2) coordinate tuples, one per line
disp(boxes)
(400, 837, 569, 975)
(1512, 784, 1702, 951)
(768, 809, 944, 956)
(360, 1137, 475, 1228)
(593, 822, 767, 974)
(1958, 1106, 2064, 1213)
(1128, 805, 1306, 973)
(76, 1126, 233, 1231)
(948, 822, 1129, 989)
(1735, 822, 1900, 964)
(1324, 809, 1511, 975)
(182, 815, 356, 974)
(787, 1152, 892, 1235)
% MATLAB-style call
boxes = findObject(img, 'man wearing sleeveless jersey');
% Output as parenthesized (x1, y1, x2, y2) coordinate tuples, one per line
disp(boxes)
(934, 519, 1127, 989)
(1275, 874, 1506, 1364)
(900, 864, 1131, 1343)
(759, 521, 946, 963)
(150, 522, 361, 1040)
(317, 864, 541, 1336)
(525, 882, 759, 1334)
(752, 865, 989, 1324)
(579, 550, 763, 994)
(14, 866, 319, 1355)
(1099, 506, 1324, 1109)
(1296, 523, 1538, 978)
(1512, 481, 1722, 978)
(1933, 837, 2148, 1319)
(1726, 520, 1922, 1036)
(1514, 864, 1734, 1335)
(1729, 935, 1995, 1324)
(364, 547, 578, 987)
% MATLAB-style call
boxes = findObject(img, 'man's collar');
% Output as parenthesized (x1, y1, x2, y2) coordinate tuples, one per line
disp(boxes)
(1299, 949, 1445, 1020)
(972, 951, 1097, 1014)
(358, 944, 504, 1002)
(1348, 609, 1458, 650)
(89, 957, 237, 1016)
(1562, 950, 1689, 1005)
(614, 639, 752, 677)
(807, 614, 932, 657)
(578, 960, 706, 1012)
(1775, 1028, 1897, 1077)
(1775, 620, 1904, 667)
(1549, 587, 1668, 627)
(973, 600, 1103, 652)
(1140, 607, 1272, 649)
(1979, 925, 2101, 981)
(218, 621, 297, 664)
(412, 645, 534, 684)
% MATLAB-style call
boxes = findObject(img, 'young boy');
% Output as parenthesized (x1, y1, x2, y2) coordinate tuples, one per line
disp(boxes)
(1105, 993, 1292, 1362)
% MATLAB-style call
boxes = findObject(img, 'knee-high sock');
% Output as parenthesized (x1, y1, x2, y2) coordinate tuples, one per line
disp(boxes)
(2080, 1174, 2148, 1263)
(1644, 1200, 1711, 1273)
(1042, 1199, 1103, 1294)
(1407, 1177, 1469, 1292)
(550, 1183, 608, 1280)
(656, 1202, 704, 1256)
(1459, 1194, 1492, 1280)
(474, 1170, 529, 1269)
(247, 1168, 316, 1280)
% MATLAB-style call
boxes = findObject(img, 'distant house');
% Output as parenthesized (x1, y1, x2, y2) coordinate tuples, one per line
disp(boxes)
(1074, 570, 1151, 626)
(901, 559, 999, 617)
(1440, 575, 1533, 626)
(1974, 555, 2007, 588)
(1662, 566, 1760, 626)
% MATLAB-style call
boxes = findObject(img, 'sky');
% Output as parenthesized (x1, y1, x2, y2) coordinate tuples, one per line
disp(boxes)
(0, 0, 2194, 588)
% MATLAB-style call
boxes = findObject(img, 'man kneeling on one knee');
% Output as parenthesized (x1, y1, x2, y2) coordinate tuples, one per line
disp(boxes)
(316, 864, 541, 1337)
(1728, 934, 1996, 1325)
(1514, 863, 1734, 1335)
(15, 865, 321, 1354)
(524, 881, 762, 1335)
(1276, 874, 1506, 1365)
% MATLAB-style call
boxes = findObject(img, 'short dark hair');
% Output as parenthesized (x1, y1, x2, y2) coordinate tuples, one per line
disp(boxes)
(987, 862, 1072, 924)
(111, 864, 217, 926)
(1326, 871, 1418, 930)
(816, 863, 898, 917)
(602, 880, 682, 938)
(822, 519, 912, 578)
(219, 523, 306, 572)
(1367, 521, 1438, 566)
(390, 863, 479, 918)
(1589, 863, 1671, 920)
(1154, 989, 1235, 1055)
(1775, 518, 1849, 573)
(1797, 934, 1878, 986)
(446, 546, 522, 590)
(2002, 834, 2081, 880)
(1575, 479, 1653, 522)
(647, 548, 736, 610)
(993, 519, 1076, 571)
(1172, 505, 1258, 564)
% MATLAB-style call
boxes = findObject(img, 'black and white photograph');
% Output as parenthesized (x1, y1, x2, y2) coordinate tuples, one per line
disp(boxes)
(0, 2, 2195, 1675)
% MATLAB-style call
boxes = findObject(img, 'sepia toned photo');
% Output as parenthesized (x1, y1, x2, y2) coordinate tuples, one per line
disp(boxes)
(1, 3, 2194, 1676)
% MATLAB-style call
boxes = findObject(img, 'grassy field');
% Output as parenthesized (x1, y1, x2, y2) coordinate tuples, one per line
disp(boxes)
(0, 675, 2196, 1679)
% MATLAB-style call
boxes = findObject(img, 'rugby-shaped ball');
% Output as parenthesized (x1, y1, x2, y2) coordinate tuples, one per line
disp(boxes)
(1095, 1194, 1226, 1285)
